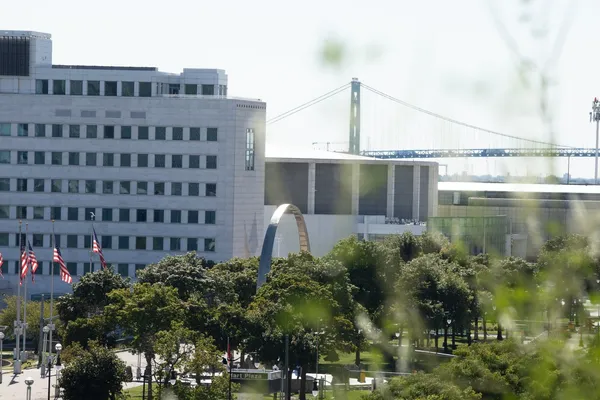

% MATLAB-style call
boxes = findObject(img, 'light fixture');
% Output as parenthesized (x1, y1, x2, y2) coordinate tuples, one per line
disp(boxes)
(312, 380, 319, 397)
(25, 376, 34, 386)
(43, 326, 49, 334)
(55, 343, 62, 352)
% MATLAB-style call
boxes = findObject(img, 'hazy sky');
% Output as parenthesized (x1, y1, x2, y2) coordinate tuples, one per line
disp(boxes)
(2, 0, 599, 177)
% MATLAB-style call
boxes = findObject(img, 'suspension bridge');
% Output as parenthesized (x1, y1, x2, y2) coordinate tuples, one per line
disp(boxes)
(267, 79, 598, 160)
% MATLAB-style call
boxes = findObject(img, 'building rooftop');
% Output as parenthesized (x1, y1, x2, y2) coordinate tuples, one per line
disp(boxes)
(52, 65, 157, 72)
(439, 181, 600, 195)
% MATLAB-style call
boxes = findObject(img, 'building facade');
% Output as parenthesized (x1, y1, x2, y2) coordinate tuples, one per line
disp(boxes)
(0, 31, 266, 297)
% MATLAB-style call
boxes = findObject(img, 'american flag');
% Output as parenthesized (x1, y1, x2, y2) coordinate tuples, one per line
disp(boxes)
(53, 246, 72, 284)
(28, 241, 39, 282)
(0, 252, 4, 278)
(92, 228, 107, 269)
(20, 239, 28, 282)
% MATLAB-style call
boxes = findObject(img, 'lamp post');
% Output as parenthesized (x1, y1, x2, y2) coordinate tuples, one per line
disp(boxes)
(25, 376, 34, 400)
(41, 325, 49, 378)
(47, 354, 53, 400)
(0, 331, 4, 384)
(54, 343, 62, 399)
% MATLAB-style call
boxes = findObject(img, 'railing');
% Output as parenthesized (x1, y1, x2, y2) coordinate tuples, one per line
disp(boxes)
(362, 148, 599, 159)
(157, 94, 263, 102)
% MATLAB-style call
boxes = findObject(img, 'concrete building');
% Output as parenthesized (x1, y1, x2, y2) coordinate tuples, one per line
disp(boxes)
(263, 146, 438, 256)
(0, 31, 266, 297)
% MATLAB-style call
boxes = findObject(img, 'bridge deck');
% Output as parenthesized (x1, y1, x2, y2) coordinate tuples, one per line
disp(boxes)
(362, 148, 599, 159)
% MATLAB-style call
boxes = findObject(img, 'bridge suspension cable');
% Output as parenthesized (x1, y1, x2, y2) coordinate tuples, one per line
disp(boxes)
(266, 83, 350, 125)
(361, 83, 573, 149)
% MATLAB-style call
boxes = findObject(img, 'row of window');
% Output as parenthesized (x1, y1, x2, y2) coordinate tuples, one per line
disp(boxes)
(0, 179, 217, 197)
(0, 260, 144, 278)
(36, 79, 225, 97)
(0, 123, 219, 142)
(3, 150, 218, 169)
(0, 206, 216, 224)
(1, 233, 216, 253)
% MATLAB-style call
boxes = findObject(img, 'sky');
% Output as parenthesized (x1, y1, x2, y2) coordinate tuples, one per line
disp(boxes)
(2, 0, 599, 178)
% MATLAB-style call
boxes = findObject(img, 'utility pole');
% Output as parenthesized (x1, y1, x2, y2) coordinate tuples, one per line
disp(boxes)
(591, 98, 600, 184)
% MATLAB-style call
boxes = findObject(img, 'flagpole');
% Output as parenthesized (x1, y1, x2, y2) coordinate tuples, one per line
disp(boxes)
(22, 223, 28, 361)
(14, 220, 22, 374)
(49, 220, 55, 362)
(89, 213, 94, 272)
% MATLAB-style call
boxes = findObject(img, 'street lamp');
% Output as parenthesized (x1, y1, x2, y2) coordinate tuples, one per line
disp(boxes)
(0, 331, 4, 384)
(41, 325, 49, 378)
(25, 376, 34, 400)
(55, 343, 62, 399)
(312, 379, 319, 398)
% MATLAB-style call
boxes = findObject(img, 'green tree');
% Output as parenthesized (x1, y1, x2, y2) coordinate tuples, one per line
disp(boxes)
(153, 321, 196, 396)
(0, 296, 54, 348)
(207, 257, 259, 307)
(173, 374, 239, 400)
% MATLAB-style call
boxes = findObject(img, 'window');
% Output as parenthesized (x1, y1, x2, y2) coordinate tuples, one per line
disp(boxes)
(17, 123, 28, 136)
(171, 210, 181, 223)
(70, 80, 83, 95)
(136, 237, 146, 250)
(172, 155, 183, 168)
(0, 123, 10, 136)
(86, 125, 97, 138)
(17, 206, 27, 219)
(17, 151, 28, 164)
(120, 154, 131, 167)
(245, 128, 255, 171)
(171, 182, 182, 196)
(189, 155, 200, 168)
(154, 182, 165, 195)
(205, 211, 216, 225)
(207, 127, 218, 141)
(33, 234, 44, 247)
(118, 264, 129, 277)
(51, 179, 61, 193)
(83, 263, 92, 275)
(137, 154, 148, 167)
(87, 80, 100, 95)
(206, 183, 217, 197)
(36, 79, 49, 94)
(154, 154, 165, 168)
(204, 238, 216, 252)
(190, 128, 200, 141)
(35, 124, 46, 137)
(0, 178, 8, 191)
(34, 179, 45, 192)
(69, 180, 79, 193)
(101, 235, 112, 249)
(51, 79, 66, 95)
(137, 181, 147, 195)
(68, 152, 79, 166)
(67, 207, 78, 221)
(118, 236, 129, 250)
(33, 207, 44, 220)
(188, 210, 199, 224)
(201, 84, 214, 95)
(86, 153, 97, 166)
(206, 155, 217, 169)
(51, 152, 62, 165)
(138, 126, 149, 140)
(136, 209, 147, 222)
(34, 152, 45, 165)
(119, 208, 130, 222)
(67, 235, 78, 249)
(120, 181, 131, 194)
(69, 125, 80, 138)
(187, 238, 198, 251)
(102, 208, 113, 222)
(0, 206, 8, 219)
(135, 264, 145, 275)
(102, 181, 113, 194)
(122, 81, 134, 97)
(104, 81, 117, 96)
(139, 82, 152, 97)
(188, 183, 199, 196)
(153, 237, 164, 251)
(67, 262, 78, 276)
(51, 207, 61, 220)
(155, 127, 166, 140)
(169, 84, 180, 95)
(121, 126, 132, 139)
(85, 180, 96, 193)
(0, 151, 9, 164)
(0, 232, 8, 245)
(104, 126, 115, 139)
(17, 179, 27, 192)
(173, 127, 183, 140)
(184, 84, 197, 95)
(52, 124, 63, 137)
(153, 209, 164, 223)
(170, 238, 181, 251)
(103, 153, 114, 166)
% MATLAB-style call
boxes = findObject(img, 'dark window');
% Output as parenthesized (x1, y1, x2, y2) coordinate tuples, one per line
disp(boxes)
(171, 210, 181, 223)
(184, 84, 197, 95)
(84, 208, 96, 221)
(173, 127, 183, 140)
(154, 154, 165, 168)
(52, 124, 62, 137)
(0, 123, 10, 136)
(102, 208, 113, 221)
(172, 155, 183, 168)
(0, 178, 8, 191)
(17, 179, 27, 192)
(101, 235, 112, 249)
(69, 180, 79, 193)
(118, 264, 129, 277)
(121, 126, 132, 139)
(137, 154, 148, 167)
(120, 154, 131, 167)
(139, 82, 152, 97)
(51, 179, 61, 193)
(135, 237, 146, 250)
(188, 211, 199, 224)
(17, 151, 28, 164)
(53, 80, 66, 95)
(206, 155, 217, 169)
(153, 237, 163, 251)
(137, 181, 147, 195)
(207, 127, 218, 142)
(17, 123, 28, 136)
(83, 263, 92, 274)
(189, 155, 200, 168)
(119, 208, 130, 222)
(17, 206, 27, 219)
(135, 264, 145, 274)
(170, 238, 181, 251)
(86, 152, 96, 166)
(154, 182, 164, 195)
(51, 207, 61, 220)
(34, 152, 45, 165)
(34, 179, 45, 192)
(118, 236, 129, 250)
(104, 81, 117, 96)
(86, 125, 97, 138)
(138, 126, 149, 140)
(204, 238, 216, 252)
(153, 209, 164, 223)
(245, 128, 255, 171)
(35, 124, 45, 137)
(120, 181, 130, 194)
(53, 235, 61, 248)
(87, 80, 100, 96)
(84, 236, 91, 250)
(67, 235, 78, 248)
(190, 128, 200, 141)
(0, 206, 8, 219)
(102, 181, 113, 194)
(155, 127, 166, 140)
(187, 238, 198, 251)
(104, 125, 114, 139)
(0, 150, 9, 164)
(69, 125, 80, 138)
(70, 80, 83, 95)
(169, 84, 180, 94)
(189, 183, 199, 196)
(85, 180, 96, 193)
(67, 207, 78, 221)
(122, 81, 134, 97)
(103, 153, 114, 167)
(205, 210, 216, 224)
(0, 232, 7, 245)
(33, 207, 44, 220)
(36, 79, 49, 94)
(206, 183, 217, 197)
(67, 263, 77, 276)
(171, 182, 182, 196)
(51, 152, 62, 165)
(136, 209, 147, 222)
(201, 85, 215, 95)
(68, 152, 79, 166)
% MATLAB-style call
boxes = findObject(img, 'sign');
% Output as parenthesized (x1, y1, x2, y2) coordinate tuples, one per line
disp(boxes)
(231, 371, 269, 381)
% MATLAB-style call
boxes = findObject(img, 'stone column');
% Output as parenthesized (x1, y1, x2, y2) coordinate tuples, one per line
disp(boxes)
(387, 163, 395, 218)
(307, 163, 316, 214)
(351, 163, 360, 215)
(412, 165, 421, 221)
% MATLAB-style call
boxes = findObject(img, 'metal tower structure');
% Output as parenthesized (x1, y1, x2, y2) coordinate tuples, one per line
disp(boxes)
(349, 78, 361, 155)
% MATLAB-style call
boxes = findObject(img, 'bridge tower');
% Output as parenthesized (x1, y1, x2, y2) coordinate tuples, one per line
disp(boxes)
(349, 78, 361, 155)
